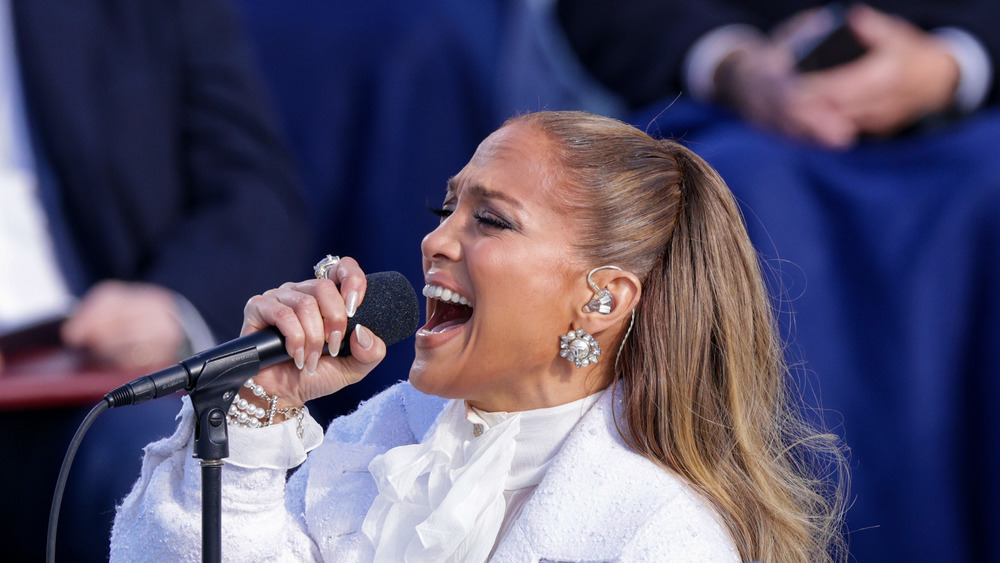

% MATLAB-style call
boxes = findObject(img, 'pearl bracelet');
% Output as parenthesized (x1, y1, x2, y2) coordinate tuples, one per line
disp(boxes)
(227, 378, 305, 439)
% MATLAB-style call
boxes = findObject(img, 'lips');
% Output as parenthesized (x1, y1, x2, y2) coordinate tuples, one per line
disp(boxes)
(420, 283, 473, 334)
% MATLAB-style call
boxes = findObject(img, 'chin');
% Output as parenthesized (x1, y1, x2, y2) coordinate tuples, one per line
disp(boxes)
(407, 356, 442, 395)
(408, 357, 463, 400)
(407, 360, 428, 391)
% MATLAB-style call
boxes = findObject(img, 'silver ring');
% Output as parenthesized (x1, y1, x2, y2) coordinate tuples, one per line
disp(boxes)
(314, 254, 341, 280)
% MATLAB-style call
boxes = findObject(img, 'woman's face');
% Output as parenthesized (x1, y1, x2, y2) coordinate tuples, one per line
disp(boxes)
(410, 123, 593, 411)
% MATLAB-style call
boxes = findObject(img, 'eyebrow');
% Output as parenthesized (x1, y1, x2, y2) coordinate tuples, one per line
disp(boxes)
(445, 177, 524, 209)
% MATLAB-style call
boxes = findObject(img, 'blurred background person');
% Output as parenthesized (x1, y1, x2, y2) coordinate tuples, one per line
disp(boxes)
(550, 1, 1000, 561)
(0, 0, 309, 560)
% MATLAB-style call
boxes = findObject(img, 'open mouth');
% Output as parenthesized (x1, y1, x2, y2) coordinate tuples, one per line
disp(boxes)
(420, 284, 473, 334)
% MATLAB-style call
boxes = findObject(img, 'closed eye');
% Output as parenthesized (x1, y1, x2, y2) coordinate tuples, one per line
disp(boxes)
(428, 205, 453, 221)
(473, 211, 513, 230)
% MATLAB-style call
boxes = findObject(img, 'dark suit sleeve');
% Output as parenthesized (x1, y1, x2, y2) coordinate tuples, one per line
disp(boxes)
(142, 0, 311, 339)
(901, 1, 1000, 106)
(555, 0, 761, 108)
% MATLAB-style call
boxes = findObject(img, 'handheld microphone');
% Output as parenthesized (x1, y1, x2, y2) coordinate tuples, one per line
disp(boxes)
(105, 271, 420, 408)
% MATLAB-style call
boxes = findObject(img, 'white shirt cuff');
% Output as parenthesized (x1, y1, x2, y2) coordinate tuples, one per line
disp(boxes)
(226, 406, 325, 469)
(933, 27, 993, 113)
(683, 24, 766, 102)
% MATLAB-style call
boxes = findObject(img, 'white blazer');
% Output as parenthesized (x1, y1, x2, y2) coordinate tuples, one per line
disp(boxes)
(111, 382, 740, 562)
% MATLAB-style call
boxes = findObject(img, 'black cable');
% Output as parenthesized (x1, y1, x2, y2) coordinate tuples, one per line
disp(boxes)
(46, 400, 109, 563)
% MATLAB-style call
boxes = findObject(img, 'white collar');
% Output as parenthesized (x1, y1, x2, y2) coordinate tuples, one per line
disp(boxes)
(466, 391, 605, 491)
(362, 388, 606, 563)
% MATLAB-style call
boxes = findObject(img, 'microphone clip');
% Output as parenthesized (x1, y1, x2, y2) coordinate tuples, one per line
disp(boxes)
(187, 347, 261, 461)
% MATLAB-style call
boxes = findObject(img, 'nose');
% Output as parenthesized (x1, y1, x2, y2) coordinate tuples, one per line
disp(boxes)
(421, 214, 462, 265)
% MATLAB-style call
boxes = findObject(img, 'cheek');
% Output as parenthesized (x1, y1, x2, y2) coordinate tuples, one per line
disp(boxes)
(482, 236, 578, 300)
(472, 265, 575, 360)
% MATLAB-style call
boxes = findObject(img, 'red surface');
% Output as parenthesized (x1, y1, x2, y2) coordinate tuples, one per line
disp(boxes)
(0, 348, 152, 410)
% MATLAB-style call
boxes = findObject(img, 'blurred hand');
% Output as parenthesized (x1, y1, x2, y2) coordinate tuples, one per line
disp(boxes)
(715, 42, 859, 148)
(799, 4, 960, 138)
(240, 256, 386, 409)
(61, 280, 185, 370)
(714, 5, 960, 147)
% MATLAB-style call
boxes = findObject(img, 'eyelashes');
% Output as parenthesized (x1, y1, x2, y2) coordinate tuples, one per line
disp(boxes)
(472, 211, 512, 230)
(428, 205, 452, 219)
(427, 205, 514, 231)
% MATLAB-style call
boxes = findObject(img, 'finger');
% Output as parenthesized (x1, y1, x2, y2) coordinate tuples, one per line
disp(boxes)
(328, 257, 368, 319)
(62, 301, 122, 349)
(307, 278, 349, 356)
(284, 324, 386, 404)
(338, 324, 386, 386)
(61, 311, 91, 348)
(770, 7, 823, 44)
(284, 278, 350, 360)
(799, 64, 890, 128)
(800, 113, 858, 148)
(272, 286, 329, 376)
(778, 84, 859, 148)
(96, 335, 176, 370)
(61, 283, 118, 346)
(280, 278, 353, 359)
(847, 4, 906, 49)
(794, 97, 859, 147)
(243, 291, 309, 370)
(801, 61, 872, 105)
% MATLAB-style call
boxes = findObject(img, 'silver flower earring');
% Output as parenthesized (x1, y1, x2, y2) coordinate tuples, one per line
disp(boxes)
(559, 266, 622, 368)
(560, 329, 601, 368)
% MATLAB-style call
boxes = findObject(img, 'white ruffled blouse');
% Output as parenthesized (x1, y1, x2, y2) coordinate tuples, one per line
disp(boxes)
(111, 382, 740, 562)
(361, 391, 604, 562)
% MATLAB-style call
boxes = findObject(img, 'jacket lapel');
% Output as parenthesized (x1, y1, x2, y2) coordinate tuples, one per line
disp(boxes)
(492, 387, 675, 563)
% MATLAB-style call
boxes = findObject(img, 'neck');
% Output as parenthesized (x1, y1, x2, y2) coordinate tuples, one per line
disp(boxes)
(466, 368, 613, 412)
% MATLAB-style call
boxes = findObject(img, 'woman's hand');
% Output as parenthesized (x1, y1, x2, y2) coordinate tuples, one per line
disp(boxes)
(240, 257, 387, 409)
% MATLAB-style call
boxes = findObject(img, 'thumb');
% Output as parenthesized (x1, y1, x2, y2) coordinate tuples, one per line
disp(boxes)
(847, 4, 903, 48)
(338, 324, 386, 386)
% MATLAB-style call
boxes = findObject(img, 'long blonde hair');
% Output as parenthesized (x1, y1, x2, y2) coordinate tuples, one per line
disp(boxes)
(510, 111, 848, 563)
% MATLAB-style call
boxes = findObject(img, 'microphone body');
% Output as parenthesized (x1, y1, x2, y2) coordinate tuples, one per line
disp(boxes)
(106, 271, 420, 407)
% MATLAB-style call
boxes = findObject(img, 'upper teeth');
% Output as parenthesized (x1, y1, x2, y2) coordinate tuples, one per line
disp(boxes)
(422, 284, 471, 306)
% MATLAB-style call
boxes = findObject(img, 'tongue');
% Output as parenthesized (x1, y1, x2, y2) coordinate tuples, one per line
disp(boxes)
(426, 301, 472, 333)
(430, 317, 467, 333)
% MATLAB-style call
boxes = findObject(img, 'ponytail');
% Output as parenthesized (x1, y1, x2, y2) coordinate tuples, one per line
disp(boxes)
(508, 112, 847, 563)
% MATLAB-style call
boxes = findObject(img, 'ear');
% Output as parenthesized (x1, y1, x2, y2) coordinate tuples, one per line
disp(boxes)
(574, 268, 642, 337)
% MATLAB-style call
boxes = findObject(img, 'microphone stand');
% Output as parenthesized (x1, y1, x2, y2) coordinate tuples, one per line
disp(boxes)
(104, 328, 290, 562)
(187, 347, 262, 563)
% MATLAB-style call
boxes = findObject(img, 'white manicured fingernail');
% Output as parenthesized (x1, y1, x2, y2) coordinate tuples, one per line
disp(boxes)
(345, 291, 359, 318)
(328, 330, 343, 357)
(356, 324, 374, 350)
(293, 349, 305, 371)
(305, 351, 320, 376)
